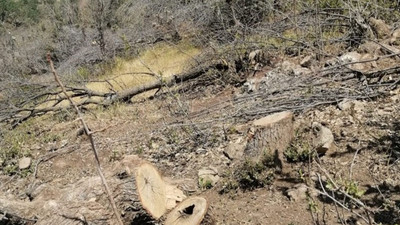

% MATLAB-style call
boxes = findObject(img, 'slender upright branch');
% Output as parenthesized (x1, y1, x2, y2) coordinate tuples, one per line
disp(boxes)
(46, 52, 124, 225)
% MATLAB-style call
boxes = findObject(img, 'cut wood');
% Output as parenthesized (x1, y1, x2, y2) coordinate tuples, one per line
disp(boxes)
(165, 196, 209, 225)
(135, 162, 167, 219)
(0, 155, 186, 225)
(244, 111, 294, 172)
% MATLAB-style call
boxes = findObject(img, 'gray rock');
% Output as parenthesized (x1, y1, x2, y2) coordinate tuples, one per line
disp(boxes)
(19, 157, 32, 170)
(312, 122, 334, 154)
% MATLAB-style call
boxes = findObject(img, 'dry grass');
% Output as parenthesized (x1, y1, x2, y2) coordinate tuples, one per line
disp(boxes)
(86, 41, 201, 93)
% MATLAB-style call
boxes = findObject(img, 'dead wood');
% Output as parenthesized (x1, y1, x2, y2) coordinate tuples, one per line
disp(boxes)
(0, 155, 186, 225)
(244, 111, 294, 173)
(164, 196, 210, 225)
(1, 62, 220, 127)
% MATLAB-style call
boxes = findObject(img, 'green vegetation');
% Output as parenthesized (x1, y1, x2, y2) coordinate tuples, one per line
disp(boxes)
(284, 130, 315, 163)
(220, 151, 276, 193)
(0, 0, 39, 25)
(198, 177, 213, 190)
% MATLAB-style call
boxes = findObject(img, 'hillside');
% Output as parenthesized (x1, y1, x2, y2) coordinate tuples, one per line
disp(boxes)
(1, 1, 400, 224)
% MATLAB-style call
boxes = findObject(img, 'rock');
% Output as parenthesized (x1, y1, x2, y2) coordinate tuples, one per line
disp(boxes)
(245, 111, 294, 172)
(223, 141, 246, 160)
(198, 167, 220, 188)
(18, 157, 32, 170)
(300, 55, 313, 68)
(312, 122, 334, 155)
(287, 184, 318, 201)
(337, 98, 365, 112)
(369, 17, 391, 39)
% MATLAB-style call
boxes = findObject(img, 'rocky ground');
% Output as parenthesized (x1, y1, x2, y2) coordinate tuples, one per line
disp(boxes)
(1, 19, 400, 225)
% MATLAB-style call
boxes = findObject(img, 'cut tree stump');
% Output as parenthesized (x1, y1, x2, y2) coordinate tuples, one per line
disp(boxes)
(0, 155, 186, 225)
(165, 196, 211, 225)
(244, 111, 294, 172)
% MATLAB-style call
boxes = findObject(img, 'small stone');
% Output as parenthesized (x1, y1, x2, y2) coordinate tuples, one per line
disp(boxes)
(312, 122, 334, 155)
(223, 142, 246, 160)
(198, 167, 220, 188)
(287, 184, 308, 201)
(18, 157, 32, 170)
(300, 55, 313, 68)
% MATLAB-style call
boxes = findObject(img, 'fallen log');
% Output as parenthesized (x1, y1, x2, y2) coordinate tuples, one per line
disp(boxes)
(0, 155, 186, 225)
(3, 62, 222, 126)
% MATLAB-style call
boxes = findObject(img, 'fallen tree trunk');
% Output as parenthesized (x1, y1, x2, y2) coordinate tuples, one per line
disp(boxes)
(0, 155, 186, 225)
(2, 62, 222, 127)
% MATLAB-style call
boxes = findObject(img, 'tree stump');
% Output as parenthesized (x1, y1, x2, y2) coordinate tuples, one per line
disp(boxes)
(244, 111, 294, 172)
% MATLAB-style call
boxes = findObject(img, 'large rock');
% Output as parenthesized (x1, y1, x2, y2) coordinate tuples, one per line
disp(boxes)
(369, 17, 391, 39)
(312, 122, 334, 155)
(245, 111, 294, 172)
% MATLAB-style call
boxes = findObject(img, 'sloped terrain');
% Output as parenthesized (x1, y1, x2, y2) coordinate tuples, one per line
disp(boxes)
(1, 1, 400, 224)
